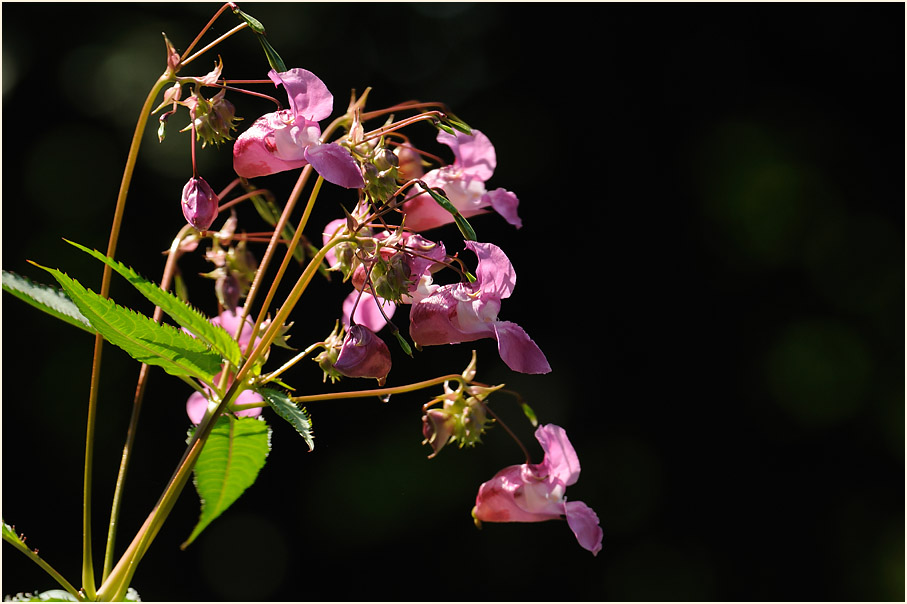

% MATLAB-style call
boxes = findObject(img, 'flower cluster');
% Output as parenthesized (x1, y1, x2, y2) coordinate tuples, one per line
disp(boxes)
(171, 58, 598, 555)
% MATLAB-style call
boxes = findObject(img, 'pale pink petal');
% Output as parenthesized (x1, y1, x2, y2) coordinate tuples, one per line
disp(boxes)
(233, 389, 264, 419)
(565, 500, 603, 556)
(438, 129, 496, 181)
(482, 188, 522, 229)
(322, 219, 347, 267)
(269, 68, 333, 122)
(186, 391, 209, 425)
(342, 290, 395, 333)
(535, 424, 581, 486)
(304, 143, 365, 189)
(492, 320, 551, 374)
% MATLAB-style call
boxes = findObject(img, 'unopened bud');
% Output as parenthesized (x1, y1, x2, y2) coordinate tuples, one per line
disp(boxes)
(333, 324, 392, 385)
(181, 176, 219, 231)
(394, 144, 424, 180)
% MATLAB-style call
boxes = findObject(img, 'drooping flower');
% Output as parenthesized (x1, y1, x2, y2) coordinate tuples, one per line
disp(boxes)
(472, 424, 603, 556)
(181, 176, 219, 231)
(232, 68, 365, 188)
(409, 241, 550, 374)
(402, 129, 521, 231)
(332, 324, 392, 385)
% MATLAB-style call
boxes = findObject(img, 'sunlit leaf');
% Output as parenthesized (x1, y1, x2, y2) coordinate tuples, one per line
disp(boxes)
(182, 415, 271, 549)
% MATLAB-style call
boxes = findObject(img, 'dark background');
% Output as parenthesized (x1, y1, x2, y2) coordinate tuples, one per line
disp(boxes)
(2, 2, 904, 602)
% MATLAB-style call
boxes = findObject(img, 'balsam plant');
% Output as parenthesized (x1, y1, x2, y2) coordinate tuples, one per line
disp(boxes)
(2, 5, 602, 601)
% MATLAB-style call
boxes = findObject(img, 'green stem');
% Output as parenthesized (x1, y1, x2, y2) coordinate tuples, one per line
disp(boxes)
(81, 73, 172, 600)
(2, 530, 84, 601)
(101, 225, 193, 583)
(96, 382, 242, 601)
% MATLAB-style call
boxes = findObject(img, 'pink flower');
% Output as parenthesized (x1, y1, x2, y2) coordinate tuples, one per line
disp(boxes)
(472, 424, 603, 556)
(333, 324, 392, 385)
(181, 176, 219, 231)
(402, 130, 521, 231)
(183, 308, 266, 424)
(409, 241, 550, 374)
(232, 68, 364, 189)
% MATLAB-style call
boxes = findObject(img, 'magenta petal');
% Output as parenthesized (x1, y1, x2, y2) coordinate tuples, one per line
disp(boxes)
(269, 68, 333, 122)
(304, 143, 365, 189)
(535, 424, 581, 486)
(493, 320, 551, 374)
(482, 188, 522, 229)
(565, 500, 603, 556)
(473, 465, 558, 523)
(333, 325, 392, 383)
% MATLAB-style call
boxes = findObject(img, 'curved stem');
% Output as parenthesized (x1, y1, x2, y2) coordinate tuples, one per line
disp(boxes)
(180, 23, 248, 68)
(81, 73, 172, 600)
(290, 374, 465, 404)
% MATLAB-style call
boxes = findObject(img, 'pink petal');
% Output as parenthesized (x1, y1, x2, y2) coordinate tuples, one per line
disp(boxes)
(465, 241, 516, 299)
(269, 68, 333, 122)
(482, 188, 522, 229)
(233, 389, 264, 419)
(492, 320, 551, 374)
(233, 112, 307, 178)
(409, 286, 488, 347)
(437, 129, 496, 181)
(565, 500, 603, 556)
(186, 391, 209, 425)
(304, 143, 365, 189)
(473, 465, 560, 523)
(535, 424, 581, 486)
(342, 290, 395, 333)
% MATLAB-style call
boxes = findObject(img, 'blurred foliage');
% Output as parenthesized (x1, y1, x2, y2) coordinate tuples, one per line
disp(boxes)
(2, 2, 903, 601)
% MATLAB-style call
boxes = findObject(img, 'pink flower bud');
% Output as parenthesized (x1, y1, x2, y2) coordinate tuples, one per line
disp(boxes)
(181, 176, 219, 231)
(333, 324, 392, 385)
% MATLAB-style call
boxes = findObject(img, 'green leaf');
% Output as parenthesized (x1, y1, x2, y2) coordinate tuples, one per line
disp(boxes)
(182, 415, 271, 548)
(2, 270, 96, 334)
(520, 401, 538, 427)
(64, 240, 243, 367)
(33, 263, 222, 381)
(454, 213, 478, 241)
(260, 387, 314, 451)
(419, 184, 478, 241)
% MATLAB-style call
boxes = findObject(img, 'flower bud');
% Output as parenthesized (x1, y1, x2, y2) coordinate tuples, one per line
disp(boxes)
(181, 176, 219, 231)
(394, 144, 424, 180)
(333, 324, 392, 385)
